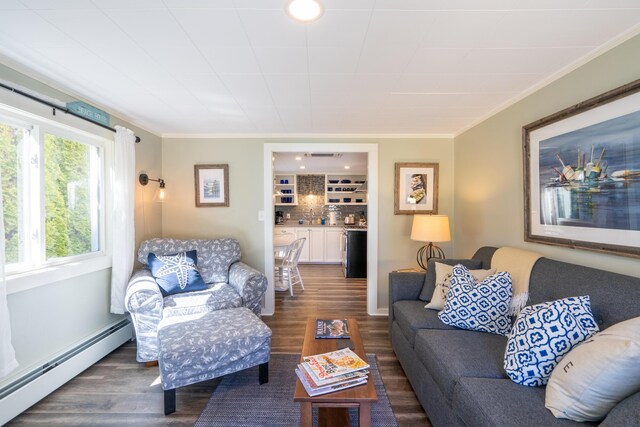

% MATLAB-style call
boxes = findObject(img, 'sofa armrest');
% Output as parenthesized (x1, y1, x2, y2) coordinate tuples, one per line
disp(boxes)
(125, 268, 164, 362)
(229, 262, 268, 316)
(388, 271, 425, 329)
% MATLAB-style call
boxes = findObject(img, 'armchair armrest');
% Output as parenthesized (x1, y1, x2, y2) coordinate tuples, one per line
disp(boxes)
(125, 268, 164, 362)
(388, 271, 426, 329)
(229, 262, 268, 315)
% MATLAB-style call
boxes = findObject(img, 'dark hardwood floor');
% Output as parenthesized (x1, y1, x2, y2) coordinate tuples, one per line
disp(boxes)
(8, 264, 430, 426)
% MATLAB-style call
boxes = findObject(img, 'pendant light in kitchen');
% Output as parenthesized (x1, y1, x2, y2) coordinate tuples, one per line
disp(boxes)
(285, 0, 324, 23)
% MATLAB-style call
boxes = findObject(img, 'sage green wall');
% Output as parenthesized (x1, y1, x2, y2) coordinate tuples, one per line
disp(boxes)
(0, 63, 163, 384)
(162, 137, 454, 311)
(454, 34, 640, 278)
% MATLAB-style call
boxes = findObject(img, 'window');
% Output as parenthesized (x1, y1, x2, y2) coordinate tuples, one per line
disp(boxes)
(1, 113, 105, 275)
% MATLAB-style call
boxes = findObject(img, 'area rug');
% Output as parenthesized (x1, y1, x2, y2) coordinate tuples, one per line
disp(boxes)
(194, 353, 398, 427)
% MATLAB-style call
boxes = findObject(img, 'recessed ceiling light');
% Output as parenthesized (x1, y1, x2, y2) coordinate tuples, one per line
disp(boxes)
(300, 165, 306, 169)
(344, 165, 350, 169)
(295, 156, 302, 161)
(285, 0, 324, 23)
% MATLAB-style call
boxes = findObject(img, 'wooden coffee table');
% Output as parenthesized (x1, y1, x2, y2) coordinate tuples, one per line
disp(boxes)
(294, 318, 378, 427)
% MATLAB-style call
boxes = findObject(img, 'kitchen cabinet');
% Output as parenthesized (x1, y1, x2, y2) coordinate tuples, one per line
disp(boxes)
(325, 174, 367, 205)
(275, 226, 342, 264)
(274, 174, 297, 206)
(295, 228, 324, 262)
(324, 228, 343, 262)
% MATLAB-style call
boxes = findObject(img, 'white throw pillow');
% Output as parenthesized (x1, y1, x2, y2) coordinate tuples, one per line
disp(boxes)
(545, 316, 640, 422)
(425, 262, 496, 310)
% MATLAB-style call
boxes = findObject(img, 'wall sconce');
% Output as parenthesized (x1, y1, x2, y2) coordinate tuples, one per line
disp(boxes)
(139, 173, 167, 202)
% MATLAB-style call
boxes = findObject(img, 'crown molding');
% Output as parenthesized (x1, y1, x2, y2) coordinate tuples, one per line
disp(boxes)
(161, 132, 454, 140)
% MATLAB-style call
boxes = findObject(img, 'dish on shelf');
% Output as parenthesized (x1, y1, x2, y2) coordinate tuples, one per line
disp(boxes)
(340, 179, 351, 183)
(329, 199, 340, 203)
(356, 199, 364, 203)
(355, 180, 365, 184)
(327, 187, 333, 191)
(328, 180, 339, 184)
(334, 188, 342, 191)
(343, 198, 352, 202)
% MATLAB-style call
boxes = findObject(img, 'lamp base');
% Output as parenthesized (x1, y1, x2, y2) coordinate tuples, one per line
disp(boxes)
(417, 242, 445, 270)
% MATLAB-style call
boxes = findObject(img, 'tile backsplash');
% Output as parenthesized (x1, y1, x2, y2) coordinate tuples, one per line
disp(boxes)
(275, 174, 367, 224)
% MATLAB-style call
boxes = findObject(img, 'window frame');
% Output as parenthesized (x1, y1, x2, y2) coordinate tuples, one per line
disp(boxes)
(1, 105, 114, 295)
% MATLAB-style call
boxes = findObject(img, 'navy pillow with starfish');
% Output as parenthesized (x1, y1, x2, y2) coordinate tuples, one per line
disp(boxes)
(148, 250, 207, 296)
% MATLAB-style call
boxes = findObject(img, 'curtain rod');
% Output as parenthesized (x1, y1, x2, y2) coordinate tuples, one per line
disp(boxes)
(0, 81, 141, 143)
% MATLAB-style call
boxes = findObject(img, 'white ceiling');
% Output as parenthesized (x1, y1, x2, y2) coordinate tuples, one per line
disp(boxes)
(0, 0, 639, 136)
(274, 152, 367, 173)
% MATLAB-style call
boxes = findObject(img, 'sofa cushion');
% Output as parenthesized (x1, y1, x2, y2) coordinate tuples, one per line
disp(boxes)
(425, 263, 496, 311)
(162, 282, 242, 318)
(438, 266, 513, 336)
(148, 250, 207, 296)
(504, 296, 599, 387)
(599, 391, 640, 427)
(414, 329, 508, 401)
(393, 300, 456, 347)
(138, 238, 242, 283)
(419, 258, 482, 301)
(545, 316, 640, 422)
(452, 377, 595, 427)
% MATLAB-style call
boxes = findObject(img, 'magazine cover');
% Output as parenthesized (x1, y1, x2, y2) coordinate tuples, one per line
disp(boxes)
(303, 348, 369, 380)
(298, 363, 368, 388)
(315, 319, 350, 339)
(295, 368, 367, 397)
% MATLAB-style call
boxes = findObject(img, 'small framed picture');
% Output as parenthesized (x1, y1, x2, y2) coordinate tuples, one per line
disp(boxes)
(395, 162, 439, 215)
(194, 164, 229, 207)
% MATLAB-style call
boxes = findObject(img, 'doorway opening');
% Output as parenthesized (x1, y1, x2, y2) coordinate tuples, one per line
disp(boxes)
(262, 143, 379, 316)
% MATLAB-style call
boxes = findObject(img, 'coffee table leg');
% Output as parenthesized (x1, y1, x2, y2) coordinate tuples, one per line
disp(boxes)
(300, 402, 312, 427)
(359, 402, 372, 427)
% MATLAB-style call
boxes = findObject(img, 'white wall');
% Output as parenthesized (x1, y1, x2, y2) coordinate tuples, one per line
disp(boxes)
(0, 64, 163, 386)
(454, 34, 640, 278)
(162, 137, 454, 310)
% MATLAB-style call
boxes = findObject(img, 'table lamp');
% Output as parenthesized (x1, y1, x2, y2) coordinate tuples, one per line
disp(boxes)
(410, 214, 451, 270)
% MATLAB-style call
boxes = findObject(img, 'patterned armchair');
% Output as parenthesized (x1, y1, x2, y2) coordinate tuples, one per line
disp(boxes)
(125, 238, 268, 362)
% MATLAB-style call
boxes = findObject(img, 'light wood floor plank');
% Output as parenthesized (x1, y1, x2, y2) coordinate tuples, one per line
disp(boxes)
(7, 264, 430, 426)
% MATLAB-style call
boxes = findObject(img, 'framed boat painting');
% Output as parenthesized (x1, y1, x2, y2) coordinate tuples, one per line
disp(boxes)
(394, 162, 439, 214)
(194, 164, 229, 207)
(523, 79, 640, 258)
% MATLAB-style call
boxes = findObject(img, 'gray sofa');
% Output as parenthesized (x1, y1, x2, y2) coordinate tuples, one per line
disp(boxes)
(389, 247, 640, 427)
(125, 238, 268, 362)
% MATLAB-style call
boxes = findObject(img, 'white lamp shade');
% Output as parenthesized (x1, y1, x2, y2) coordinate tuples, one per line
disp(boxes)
(411, 215, 451, 243)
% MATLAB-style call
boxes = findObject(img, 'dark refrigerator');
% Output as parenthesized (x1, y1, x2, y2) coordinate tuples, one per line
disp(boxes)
(343, 229, 367, 278)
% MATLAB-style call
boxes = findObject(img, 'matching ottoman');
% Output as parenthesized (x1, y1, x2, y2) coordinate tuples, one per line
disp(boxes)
(157, 307, 272, 414)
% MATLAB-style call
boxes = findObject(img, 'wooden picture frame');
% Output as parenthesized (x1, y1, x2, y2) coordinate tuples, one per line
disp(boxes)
(523, 79, 640, 258)
(394, 162, 439, 215)
(194, 164, 229, 207)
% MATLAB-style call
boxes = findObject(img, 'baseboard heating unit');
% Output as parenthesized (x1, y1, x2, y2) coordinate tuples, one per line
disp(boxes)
(0, 319, 132, 425)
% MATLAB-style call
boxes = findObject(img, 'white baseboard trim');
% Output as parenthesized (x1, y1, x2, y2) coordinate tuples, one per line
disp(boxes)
(370, 308, 389, 316)
(0, 320, 133, 425)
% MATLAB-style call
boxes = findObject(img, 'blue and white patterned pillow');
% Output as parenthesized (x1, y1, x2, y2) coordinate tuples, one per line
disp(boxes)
(148, 250, 207, 296)
(438, 265, 513, 336)
(504, 296, 599, 387)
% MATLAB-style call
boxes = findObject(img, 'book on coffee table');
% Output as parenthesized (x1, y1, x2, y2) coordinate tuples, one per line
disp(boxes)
(302, 347, 369, 382)
(298, 363, 369, 387)
(315, 319, 350, 339)
(295, 368, 367, 397)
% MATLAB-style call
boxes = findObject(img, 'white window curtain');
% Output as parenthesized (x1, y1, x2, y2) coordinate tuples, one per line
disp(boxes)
(110, 126, 136, 314)
(0, 167, 18, 379)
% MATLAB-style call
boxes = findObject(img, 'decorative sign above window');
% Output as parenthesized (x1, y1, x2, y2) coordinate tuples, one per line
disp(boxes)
(66, 101, 110, 127)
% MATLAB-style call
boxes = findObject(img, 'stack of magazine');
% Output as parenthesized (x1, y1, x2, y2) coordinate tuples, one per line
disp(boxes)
(296, 348, 370, 397)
